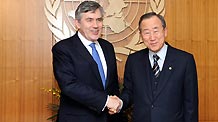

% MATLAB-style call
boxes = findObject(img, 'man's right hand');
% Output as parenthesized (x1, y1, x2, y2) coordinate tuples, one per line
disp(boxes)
(106, 95, 122, 115)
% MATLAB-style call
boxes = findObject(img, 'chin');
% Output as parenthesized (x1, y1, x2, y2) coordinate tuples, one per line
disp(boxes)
(150, 48, 159, 53)
(91, 36, 100, 40)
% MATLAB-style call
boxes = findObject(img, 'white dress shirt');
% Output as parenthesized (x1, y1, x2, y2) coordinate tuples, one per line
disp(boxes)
(149, 43, 168, 71)
(78, 32, 107, 79)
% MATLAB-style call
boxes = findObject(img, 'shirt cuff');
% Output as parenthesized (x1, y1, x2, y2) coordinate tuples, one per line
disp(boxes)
(102, 95, 109, 111)
(117, 99, 123, 113)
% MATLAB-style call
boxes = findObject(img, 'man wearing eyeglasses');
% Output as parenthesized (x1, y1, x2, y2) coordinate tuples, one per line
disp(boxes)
(118, 12, 199, 122)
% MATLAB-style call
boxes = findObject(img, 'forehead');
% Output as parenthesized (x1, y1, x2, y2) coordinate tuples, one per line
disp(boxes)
(80, 9, 103, 19)
(141, 16, 162, 29)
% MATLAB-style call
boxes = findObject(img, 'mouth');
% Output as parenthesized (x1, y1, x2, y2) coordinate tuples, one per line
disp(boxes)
(91, 29, 100, 35)
(150, 42, 158, 46)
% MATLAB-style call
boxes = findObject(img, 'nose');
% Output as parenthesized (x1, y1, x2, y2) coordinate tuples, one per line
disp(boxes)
(93, 20, 98, 27)
(150, 33, 156, 40)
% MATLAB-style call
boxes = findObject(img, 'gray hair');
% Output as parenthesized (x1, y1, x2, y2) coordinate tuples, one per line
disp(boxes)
(75, 1, 104, 21)
(138, 12, 166, 31)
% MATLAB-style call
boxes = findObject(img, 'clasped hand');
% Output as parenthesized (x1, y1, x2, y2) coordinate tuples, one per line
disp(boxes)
(106, 95, 122, 115)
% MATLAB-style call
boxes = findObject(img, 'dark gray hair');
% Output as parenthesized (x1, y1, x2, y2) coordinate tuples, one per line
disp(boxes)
(75, 1, 104, 21)
(138, 12, 166, 31)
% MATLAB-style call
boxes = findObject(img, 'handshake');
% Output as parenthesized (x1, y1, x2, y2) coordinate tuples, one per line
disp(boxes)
(106, 95, 123, 115)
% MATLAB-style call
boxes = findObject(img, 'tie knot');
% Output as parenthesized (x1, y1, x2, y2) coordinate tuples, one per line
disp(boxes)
(89, 43, 96, 49)
(153, 54, 160, 61)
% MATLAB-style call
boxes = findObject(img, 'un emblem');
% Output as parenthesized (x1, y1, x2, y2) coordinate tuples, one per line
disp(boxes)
(44, 0, 165, 61)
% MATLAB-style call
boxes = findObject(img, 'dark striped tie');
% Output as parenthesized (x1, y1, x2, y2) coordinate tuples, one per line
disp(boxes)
(152, 54, 160, 78)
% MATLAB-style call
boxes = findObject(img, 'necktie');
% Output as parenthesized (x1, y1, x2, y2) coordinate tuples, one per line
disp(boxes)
(152, 54, 160, 78)
(89, 43, 106, 88)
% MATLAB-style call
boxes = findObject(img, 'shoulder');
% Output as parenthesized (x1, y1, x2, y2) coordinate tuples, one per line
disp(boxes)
(128, 48, 149, 59)
(52, 34, 78, 51)
(169, 45, 193, 56)
(98, 38, 113, 46)
(98, 38, 115, 51)
(125, 48, 149, 66)
(167, 45, 195, 62)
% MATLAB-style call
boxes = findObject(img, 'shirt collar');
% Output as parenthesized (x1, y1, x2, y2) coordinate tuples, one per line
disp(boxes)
(78, 31, 92, 47)
(149, 43, 168, 61)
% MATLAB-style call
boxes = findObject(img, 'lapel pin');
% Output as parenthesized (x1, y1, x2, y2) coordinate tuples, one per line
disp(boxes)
(169, 66, 172, 70)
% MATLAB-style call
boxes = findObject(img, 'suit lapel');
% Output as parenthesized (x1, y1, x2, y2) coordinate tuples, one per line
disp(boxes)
(154, 46, 175, 99)
(73, 34, 104, 87)
(99, 40, 110, 88)
(142, 49, 153, 102)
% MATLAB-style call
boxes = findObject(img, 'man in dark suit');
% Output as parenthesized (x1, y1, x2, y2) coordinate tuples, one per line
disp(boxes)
(52, 1, 122, 122)
(119, 12, 198, 122)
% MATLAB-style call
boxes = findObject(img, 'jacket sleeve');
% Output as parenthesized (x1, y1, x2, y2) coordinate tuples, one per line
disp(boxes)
(184, 54, 198, 122)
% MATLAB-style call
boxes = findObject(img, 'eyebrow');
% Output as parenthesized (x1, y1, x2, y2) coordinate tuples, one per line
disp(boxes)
(143, 27, 159, 31)
(152, 27, 159, 30)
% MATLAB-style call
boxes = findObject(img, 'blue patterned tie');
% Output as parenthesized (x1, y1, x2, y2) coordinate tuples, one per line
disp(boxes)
(152, 54, 160, 78)
(90, 43, 106, 88)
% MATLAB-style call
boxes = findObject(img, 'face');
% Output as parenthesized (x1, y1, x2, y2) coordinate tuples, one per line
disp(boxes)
(139, 16, 167, 53)
(75, 9, 103, 42)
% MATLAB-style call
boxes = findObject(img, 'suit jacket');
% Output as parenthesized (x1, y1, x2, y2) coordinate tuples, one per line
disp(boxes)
(52, 32, 121, 122)
(121, 43, 198, 122)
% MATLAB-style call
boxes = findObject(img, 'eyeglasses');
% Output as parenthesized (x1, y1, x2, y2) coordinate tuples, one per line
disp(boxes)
(141, 28, 164, 37)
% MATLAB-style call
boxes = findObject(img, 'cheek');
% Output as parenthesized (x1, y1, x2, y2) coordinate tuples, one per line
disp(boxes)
(159, 36, 165, 42)
(98, 22, 103, 27)
(143, 39, 149, 46)
(142, 36, 150, 43)
(141, 35, 148, 40)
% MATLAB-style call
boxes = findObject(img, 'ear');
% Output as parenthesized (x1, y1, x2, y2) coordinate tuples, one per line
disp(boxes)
(73, 19, 80, 30)
(164, 27, 168, 37)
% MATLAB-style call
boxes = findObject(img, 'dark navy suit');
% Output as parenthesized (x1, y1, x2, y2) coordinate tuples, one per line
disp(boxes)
(52, 32, 121, 122)
(121, 43, 198, 122)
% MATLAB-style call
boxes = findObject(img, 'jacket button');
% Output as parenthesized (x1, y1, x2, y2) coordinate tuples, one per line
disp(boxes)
(151, 105, 154, 109)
